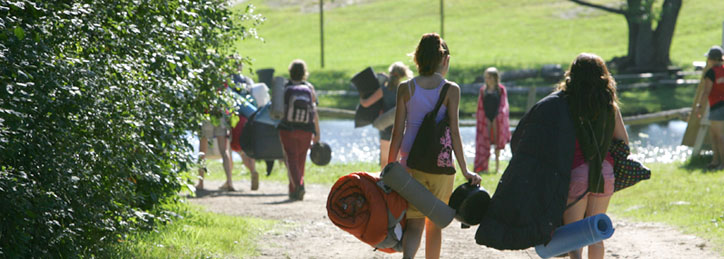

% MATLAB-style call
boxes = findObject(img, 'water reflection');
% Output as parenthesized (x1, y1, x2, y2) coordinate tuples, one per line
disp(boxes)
(191, 119, 691, 164)
(627, 120, 690, 164)
(318, 119, 690, 164)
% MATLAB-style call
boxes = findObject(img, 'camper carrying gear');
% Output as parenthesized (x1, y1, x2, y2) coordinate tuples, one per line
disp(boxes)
(327, 172, 407, 253)
(283, 81, 315, 125)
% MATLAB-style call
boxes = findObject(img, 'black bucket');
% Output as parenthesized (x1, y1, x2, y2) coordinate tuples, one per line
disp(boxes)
(310, 142, 332, 166)
(256, 68, 275, 87)
(448, 183, 491, 226)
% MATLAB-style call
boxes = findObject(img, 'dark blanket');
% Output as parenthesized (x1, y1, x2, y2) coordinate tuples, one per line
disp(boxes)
(475, 91, 575, 250)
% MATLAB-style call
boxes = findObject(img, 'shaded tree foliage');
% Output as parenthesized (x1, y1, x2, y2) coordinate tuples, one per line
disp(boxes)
(570, 0, 682, 72)
(0, 0, 261, 256)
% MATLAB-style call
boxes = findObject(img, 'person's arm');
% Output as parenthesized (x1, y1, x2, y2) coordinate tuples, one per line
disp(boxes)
(310, 84, 321, 143)
(387, 82, 408, 165)
(695, 77, 714, 118)
(613, 107, 629, 145)
(446, 83, 482, 186)
(359, 88, 383, 107)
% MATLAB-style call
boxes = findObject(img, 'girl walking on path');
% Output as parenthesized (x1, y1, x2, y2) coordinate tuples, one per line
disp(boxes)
(359, 62, 413, 168)
(560, 53, 629, 259)
(387, 33, 481, 259)
(474, 67, 511, 174)
(278, 59, 321, 201)
(694, 46, 724, 170)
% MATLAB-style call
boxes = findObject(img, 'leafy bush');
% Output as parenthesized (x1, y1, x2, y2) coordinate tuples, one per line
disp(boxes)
(0, 0, 262, 256)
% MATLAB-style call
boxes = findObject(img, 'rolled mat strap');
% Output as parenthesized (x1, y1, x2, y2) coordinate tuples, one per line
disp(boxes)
(381, 162, 455, 228)
(534, 213, 615, 258)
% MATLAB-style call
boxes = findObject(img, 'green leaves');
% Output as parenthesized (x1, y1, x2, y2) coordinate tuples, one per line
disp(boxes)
(12, 26, 23, 39)
(0, 0, 261, 257)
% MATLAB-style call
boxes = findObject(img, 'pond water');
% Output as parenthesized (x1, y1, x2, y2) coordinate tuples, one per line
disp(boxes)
(193, 119, 691, 165)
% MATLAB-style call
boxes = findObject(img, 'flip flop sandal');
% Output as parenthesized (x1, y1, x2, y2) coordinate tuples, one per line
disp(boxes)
(219, 183, 236, 192)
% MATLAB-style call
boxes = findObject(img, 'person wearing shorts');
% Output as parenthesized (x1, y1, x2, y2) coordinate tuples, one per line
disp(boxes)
(359, 62, 412, 169)
(694, 45, 724, 170)
(558, 53, 629, 259)
(197, 116, 235, 191)
(387, 33, 481, 259)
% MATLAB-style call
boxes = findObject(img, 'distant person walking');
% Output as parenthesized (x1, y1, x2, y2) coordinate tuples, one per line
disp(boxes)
(196, 91, 235, 192)
(359, 62, 413, 168)
(278, 59, 321, 201)
(694, 45, 724, 170)
(474, 67, 511, 173)
(387, 33, 481, 259)
(560, 53, 629, 259)
(228, 58, 260, 190)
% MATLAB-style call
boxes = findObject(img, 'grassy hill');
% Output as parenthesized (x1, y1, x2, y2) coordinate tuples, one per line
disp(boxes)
(231, 0, 723, 117)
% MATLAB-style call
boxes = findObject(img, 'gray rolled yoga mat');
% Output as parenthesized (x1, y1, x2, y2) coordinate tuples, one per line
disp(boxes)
(381, 162, 455, 228)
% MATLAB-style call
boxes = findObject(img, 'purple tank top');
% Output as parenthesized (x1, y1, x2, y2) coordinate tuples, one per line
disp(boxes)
(400, 78, 448, 167)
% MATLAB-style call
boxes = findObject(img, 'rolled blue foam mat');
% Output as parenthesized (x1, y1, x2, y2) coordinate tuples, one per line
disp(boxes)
(535, 213, 615, 258)
(381, 162, 455, 228)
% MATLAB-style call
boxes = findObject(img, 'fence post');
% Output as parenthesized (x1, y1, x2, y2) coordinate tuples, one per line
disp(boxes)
(526, 86, 537, 112)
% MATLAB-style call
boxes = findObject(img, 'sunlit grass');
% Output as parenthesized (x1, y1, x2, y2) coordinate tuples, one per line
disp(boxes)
(112, 203, 275, 258)
(232, 0, 723, 84)
(608, 161, 724, 255)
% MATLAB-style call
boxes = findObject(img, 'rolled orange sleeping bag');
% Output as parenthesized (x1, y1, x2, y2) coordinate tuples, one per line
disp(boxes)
(327, 172, 407, 253)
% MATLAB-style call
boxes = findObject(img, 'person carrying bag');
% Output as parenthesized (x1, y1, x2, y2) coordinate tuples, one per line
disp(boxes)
(406, 83, 455, 174)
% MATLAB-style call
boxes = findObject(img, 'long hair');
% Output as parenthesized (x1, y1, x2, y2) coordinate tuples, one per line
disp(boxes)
(557, 53, 618, 119)
(413, 33, 449, 76)
(388, 61, 412, 90)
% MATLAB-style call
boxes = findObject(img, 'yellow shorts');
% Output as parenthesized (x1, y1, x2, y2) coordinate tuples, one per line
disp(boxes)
(406, 168, 455, 219)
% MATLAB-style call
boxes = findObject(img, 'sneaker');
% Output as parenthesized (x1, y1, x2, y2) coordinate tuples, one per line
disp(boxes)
(251, 171, 259, 191)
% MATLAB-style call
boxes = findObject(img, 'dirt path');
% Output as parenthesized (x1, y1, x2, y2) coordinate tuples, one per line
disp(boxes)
(190, 179, 722, 259)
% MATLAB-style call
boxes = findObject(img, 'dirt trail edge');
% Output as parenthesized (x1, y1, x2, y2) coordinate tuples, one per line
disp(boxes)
(190, 180, 721, 259)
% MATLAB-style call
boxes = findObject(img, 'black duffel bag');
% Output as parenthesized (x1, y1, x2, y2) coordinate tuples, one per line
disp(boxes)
(240, 104, 285, 160)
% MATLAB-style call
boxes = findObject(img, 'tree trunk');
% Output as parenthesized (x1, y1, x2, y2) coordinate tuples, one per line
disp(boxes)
(621, 0, 682, 73)
(652, 0, 682, 69)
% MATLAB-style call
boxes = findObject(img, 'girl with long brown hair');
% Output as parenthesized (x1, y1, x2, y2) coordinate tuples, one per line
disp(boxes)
(560, 53, 628, 259)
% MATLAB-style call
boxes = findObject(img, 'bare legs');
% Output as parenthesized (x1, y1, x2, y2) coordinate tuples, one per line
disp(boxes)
(402, 218, 442, 259)
(487, 119, 500, 173)
(196, 137, 209, 190)
(239, 151, 259, 190)
(563, 194, 611, 259)
(380, 139, 391, 168)
(196, 136, 234, 191)
(709, 121, 724, 169)
(216, 135, 235, 190)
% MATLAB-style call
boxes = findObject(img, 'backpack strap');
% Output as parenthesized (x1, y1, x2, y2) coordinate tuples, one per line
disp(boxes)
(432, 83, 451, 116)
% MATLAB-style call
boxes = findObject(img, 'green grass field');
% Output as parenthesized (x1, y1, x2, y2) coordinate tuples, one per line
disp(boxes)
(232, 0, 720, 118)
(233, 0, 723, 82)
(112, 202, 275, 258)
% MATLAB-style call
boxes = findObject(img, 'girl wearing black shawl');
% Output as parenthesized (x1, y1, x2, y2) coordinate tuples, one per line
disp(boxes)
(559, 53, 629, 259)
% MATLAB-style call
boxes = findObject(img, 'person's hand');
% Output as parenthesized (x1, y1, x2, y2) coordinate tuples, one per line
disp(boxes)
(313, 134, 320, 144)
(463, 170, 482, 186)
